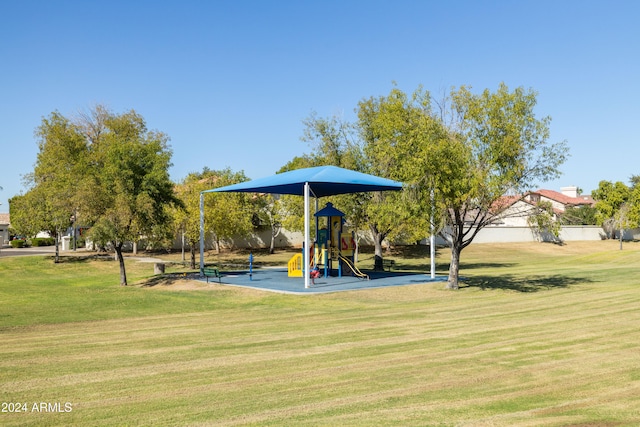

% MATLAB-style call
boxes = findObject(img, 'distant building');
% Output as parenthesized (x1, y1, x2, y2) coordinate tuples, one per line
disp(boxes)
(525, 186, 595, 214)
(0, 213, 9, 245)
(492, 186, 596, 227)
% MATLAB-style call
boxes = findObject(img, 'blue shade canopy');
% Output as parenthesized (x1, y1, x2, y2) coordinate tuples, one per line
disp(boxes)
(205, 165, 403, 197)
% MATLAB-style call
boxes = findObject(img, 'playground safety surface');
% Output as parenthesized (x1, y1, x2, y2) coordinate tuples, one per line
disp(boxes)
(202, 267, 447, 294)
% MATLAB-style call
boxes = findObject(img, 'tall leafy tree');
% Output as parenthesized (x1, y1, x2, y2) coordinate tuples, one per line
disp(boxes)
(357, 87, 442, 269)
(276, 155, 318, 237)
(15, 112, 89, 262)
(591, 177, 640, 245)
(628, 184, 640, 227)
(198, 168, 253, 254)
(300, 111, 418, 269)
(356, 84, 567, 288)
(434, 84, 568, 288)
(172, 171, 209, 269)
(174, 167, 252, 266)
(80, 107, 180, 285)
(592, 180, 631, 238)
(8, 192, 42, 239)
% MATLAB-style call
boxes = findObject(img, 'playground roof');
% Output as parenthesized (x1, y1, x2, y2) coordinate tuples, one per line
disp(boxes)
(204, 165, 403, 197)
(315, 202, 344, 218)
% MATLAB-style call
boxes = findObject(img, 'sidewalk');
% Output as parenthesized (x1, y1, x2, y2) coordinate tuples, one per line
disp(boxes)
(0, 245, 56, 258)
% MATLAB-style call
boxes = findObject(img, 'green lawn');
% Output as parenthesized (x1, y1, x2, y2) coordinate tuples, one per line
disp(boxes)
(1, 241, 640, 426)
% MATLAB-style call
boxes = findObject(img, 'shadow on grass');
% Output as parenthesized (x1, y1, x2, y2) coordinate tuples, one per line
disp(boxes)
(49, 253, 115, 264)
(459, 262, 518, 270)
(140, 272, 202, 288)
(462, 274, 594, 292)
(387, 245, 439, 259)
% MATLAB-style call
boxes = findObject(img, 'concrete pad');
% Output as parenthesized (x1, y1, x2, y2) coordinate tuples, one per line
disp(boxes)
(203, 267, 446, 294)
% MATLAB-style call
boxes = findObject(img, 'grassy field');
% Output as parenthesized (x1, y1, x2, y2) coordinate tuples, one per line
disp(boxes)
(1, 241, 640, 426)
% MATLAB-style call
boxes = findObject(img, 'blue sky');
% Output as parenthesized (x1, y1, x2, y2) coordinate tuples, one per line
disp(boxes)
(1, 0, 639, 212)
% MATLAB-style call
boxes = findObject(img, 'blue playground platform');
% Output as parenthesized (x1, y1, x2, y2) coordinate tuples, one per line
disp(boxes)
(201, 267, 446, 294)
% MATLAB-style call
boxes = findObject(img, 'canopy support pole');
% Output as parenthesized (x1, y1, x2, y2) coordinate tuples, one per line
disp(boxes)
(199, 192, 205, 274)
(304, 182, 310, 288)
(430, 187, 435, 279)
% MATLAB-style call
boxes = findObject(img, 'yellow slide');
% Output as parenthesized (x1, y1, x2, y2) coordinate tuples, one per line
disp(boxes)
(339, 254, 369, 280)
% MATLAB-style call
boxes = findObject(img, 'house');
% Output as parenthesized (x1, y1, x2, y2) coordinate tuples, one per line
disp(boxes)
(492, 186, 595, 227)
(0, 213, 9, 245)
(525, 186, 595, 214)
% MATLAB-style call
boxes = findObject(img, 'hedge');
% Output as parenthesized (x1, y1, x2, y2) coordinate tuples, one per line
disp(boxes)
(31, 237, 55, 247)
(10, 239, 27, 248)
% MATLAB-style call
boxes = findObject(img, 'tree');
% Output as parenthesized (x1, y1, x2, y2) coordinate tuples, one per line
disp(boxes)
(8, 192, 42, 239)
(612, 203, 633, 249)
(357, 84, 567, 289)
(357, 87, 442, 269)
(299, 108, 425, 270)
(80, 107, 180, 285)
(173, 168, 252, 267)
(433, 84, 568, 288)
(172, 171, 209, 269)
(14, 112, 89, 262)
(628, 185, 640, 227)
(561, 205, 598, 225)
(198, 168, 253, 254)
(528, 201, 562, 242)
(254, 193, 284, 254)
(276, 155, 318, 237)
(592, 176, 640, 245)
(592, 180, 631, 238)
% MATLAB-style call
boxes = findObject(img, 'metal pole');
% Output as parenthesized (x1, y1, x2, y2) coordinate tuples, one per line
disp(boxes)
(249, 252, 253, 281)
(181, 228, 185, 262)
(199, 192, 205, 274)
(430, 187, 435, 279)
(304, 182, 310, 288)
(620, 227, 623, 250)
(72, 208, 77, 251)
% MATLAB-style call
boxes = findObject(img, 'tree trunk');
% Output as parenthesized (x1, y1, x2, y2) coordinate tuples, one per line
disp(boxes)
(447, 242, 461, 290)
(114, 243, 128, 286)
(369, 224, 385, 271)
(354, 236, 359, 263)
(54, 232, 60, 264)
(190, 243, 196, 270)
(269, 228, 276, 254)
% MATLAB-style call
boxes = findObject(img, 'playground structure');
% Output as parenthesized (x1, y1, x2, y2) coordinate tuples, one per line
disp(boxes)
(204, 165, 403, 288)
(288, 202, 369, 280)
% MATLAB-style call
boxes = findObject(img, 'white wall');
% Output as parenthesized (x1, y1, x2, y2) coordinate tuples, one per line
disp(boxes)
(470, 225, 606, 243)
(171, 225, 640, 250)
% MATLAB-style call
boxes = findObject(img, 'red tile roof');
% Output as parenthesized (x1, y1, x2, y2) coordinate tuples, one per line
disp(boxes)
(534, 189, 595, 207)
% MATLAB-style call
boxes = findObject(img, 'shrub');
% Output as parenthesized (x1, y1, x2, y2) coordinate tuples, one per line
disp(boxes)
(10, 239, 26, 248)
(31, 237, 55, 247)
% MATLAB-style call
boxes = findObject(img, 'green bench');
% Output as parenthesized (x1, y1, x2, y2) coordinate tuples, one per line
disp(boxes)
(203, 266, 222, 283)
(382, 259, 395, 272)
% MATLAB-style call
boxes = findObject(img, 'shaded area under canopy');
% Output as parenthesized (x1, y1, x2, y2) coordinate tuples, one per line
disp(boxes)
(200, 165, 404, 289)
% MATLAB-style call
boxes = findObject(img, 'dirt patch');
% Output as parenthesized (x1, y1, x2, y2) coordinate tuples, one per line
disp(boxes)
(138, 273, 218, 291)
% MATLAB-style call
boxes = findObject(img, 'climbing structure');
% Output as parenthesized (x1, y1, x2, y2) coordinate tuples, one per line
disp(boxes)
(288, 202, 367, 280)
